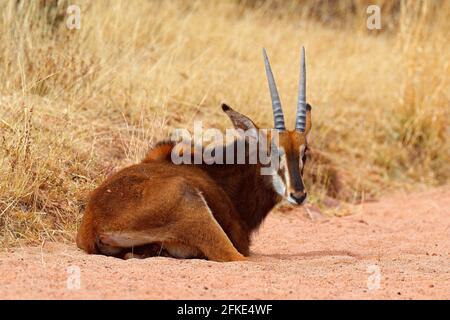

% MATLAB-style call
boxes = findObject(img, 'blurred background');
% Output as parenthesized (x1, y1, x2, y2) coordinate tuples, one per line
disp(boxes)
(0, 0, 449, 245)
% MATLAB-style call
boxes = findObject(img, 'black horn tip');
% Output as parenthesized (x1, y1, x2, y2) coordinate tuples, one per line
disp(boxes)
(306, 103, 312, 111)
(221, 103, 231, 112)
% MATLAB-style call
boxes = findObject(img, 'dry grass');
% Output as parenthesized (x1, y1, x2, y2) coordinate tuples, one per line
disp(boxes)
(0, 0, 449, 246)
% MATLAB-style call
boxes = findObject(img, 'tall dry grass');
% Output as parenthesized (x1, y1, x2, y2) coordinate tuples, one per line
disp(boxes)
(0, 0, 449, 245)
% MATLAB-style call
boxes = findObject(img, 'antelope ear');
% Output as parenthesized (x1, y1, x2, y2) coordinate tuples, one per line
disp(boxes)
(305, 103, 312, 139)
(222, 103, 259, 142)
(222, 104, 258, 130)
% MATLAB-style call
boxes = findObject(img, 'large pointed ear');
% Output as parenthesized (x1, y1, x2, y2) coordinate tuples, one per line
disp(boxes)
(222, 103, 258, 131)
(221, 103, 259, 143)
(305, 103, 312, 139)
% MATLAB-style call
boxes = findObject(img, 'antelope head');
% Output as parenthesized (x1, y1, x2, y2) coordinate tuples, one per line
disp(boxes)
(223, 47, 312, 205)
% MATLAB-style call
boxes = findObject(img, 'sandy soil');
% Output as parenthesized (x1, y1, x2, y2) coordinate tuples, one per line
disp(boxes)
(1, 187, 449, 299)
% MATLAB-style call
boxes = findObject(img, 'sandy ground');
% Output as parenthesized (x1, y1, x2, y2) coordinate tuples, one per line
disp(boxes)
(1, 187, 449, 299)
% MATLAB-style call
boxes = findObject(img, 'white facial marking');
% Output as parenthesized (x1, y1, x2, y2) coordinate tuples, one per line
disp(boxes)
(282, 154, 290, 194)
(299, 144, 306, 168)
(286, 195, 298, 204)
(271, 147, 286, 197)
(272, 173, 286, 196)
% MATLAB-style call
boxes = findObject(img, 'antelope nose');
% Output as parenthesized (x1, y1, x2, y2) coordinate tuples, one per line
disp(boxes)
(290, 192, 307, 204)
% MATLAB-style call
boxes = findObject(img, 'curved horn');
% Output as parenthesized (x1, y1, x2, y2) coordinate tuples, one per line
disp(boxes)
(295, 46, 307, 132)
(262, 48, 286, 131)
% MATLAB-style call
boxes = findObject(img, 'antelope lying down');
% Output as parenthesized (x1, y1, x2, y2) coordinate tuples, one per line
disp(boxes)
(77, 47, 313, 262)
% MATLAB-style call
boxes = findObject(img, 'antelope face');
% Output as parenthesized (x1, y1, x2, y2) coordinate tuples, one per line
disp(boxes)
(272, 129, 309, 204)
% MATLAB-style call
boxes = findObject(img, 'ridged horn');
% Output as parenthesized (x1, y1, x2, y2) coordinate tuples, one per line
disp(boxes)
(262, 48, 286, 131)
(295, 46, 307, 132)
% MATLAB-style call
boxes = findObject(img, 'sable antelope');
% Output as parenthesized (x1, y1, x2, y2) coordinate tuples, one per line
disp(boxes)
(76, 47, 313, 262)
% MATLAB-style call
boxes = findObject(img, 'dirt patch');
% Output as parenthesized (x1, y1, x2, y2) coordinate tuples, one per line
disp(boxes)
(1, 187, 449, 299)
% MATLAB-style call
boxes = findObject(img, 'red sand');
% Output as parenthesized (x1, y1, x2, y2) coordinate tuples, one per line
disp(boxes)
(1, 187, 449, 299)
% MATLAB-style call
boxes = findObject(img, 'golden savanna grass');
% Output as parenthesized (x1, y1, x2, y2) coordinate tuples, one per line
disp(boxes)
(0, 0, 449, 245)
